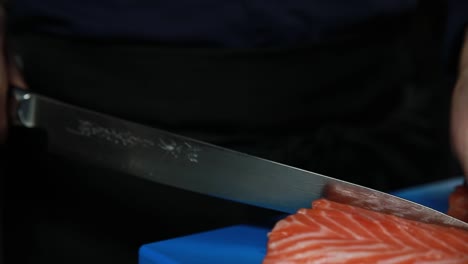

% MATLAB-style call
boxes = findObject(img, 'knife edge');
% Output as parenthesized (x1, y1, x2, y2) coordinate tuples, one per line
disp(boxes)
(11, 87, 468, 231)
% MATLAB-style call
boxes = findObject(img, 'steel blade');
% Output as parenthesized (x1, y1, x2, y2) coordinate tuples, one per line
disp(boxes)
(12, 88, 468, 231)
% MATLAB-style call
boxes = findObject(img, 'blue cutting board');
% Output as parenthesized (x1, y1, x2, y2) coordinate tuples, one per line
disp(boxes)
(139, 177, 464, 264)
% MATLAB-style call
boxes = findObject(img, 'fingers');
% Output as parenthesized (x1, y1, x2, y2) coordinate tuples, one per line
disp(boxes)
(0, 74, 7, 143)
(450, 79, 468, 180)
(0, 54, 27, 143)
(0, 10, 28, 142)
(7, 53, 28, 89)
(0, 8, 8, 143)
(0, 59, 28, 143)
(452, 28, 468, 181)
(447, 185, 468, 222)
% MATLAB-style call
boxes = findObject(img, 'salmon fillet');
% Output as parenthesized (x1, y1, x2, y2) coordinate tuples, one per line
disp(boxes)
(448, 184, 468, 223)
(263, 199, 468, 264)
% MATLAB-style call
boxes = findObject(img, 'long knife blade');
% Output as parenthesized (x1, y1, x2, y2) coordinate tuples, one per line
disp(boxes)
(12, 88, 468, 230)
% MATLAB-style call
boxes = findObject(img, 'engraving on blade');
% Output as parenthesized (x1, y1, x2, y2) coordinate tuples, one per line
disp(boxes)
(158, 138, 202, 163)
(66, 119, 201, 163)
(67, 119, 154, 148)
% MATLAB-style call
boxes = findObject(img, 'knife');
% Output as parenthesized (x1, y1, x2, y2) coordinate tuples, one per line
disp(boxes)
(10, 87, 468, 231)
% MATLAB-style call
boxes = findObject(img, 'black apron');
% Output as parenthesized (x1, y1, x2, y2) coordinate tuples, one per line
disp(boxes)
(3, 12, 453, 264)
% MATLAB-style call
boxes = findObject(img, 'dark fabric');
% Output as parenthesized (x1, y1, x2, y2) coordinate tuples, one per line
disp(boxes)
(3, 12, 454, 264)
(7, 0, 468, 71)
(445, 0, 468, 73)
(7, 0, 417, 48)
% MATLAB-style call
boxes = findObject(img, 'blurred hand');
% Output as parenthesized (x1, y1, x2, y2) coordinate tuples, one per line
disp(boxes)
(0, 7, 27, 143)
(451, 28, 468, 181)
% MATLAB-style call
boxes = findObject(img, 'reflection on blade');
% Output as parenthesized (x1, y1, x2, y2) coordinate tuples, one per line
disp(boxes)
(12, 87, 468, 231)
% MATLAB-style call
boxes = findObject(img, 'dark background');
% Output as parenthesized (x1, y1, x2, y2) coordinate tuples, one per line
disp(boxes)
(1, 1, 461, 264)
